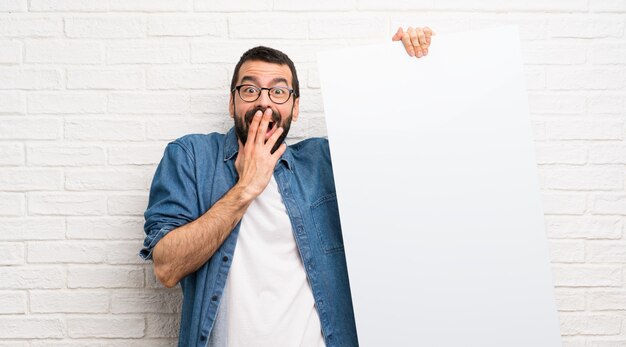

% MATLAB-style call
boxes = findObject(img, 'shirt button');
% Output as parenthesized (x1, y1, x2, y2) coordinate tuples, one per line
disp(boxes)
(211, 295, 218, 301)
(222, 255, 228, 262)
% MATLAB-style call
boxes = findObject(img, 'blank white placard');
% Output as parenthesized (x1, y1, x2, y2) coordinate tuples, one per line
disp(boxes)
(317, 26, 562, 347)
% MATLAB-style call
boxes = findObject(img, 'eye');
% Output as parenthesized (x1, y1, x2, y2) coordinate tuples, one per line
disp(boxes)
(273, 88, 285, 95)
(243, 86, 258, 94)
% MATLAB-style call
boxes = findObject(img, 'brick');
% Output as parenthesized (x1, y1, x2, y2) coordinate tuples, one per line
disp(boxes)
(0, 0, 26, 11)
(146, 118, 223, 140)
(590, 44, 626, 64)
(65, 168, 149, 191)
(0, 218, 65, 240)
(590, 0, 626, 11)
(194, 0, 272, 11)
(68, 266, 143, 288)
(106, 241, 146, 264)
(559, 313, 622, 335)
(0, 41, 22, 64)
(66, 217, 144, 240)
(108, 195, 148, 216)
(0, 242, 24, 265)
(25, 39, 102, 64)
(66, 68, 144, 90)
(27, 144, 105, 166)
(191, 41, 252, 63)
(548, 240, 584, 263)
(534, 143, 586, 165)
(109, 0, 191, 11)
(524, 67, 545, 90)
(190, 92, 230, 114)
(522, 43, 587, 65)
(435, 0, 587, 11)
(590, 144, 626, 164)
(276, 0, 354, 10)
(108, 144, 166, 165)
(147, 67, 229, 90)
(0, 316, 64, 338)
(107, 42, 188, 64)
(588, 340, 626, 347)
(146, 313, 180, 338)
(147, 15, 226, 37)
(470, 16, 547, 41)
(0, 193, 24, 216)
(554, 289, 585, 311)
(65, 16, 145, 38)
(589, 94, 626, 114)
(587, 241, 626, 263)
(30, 290, 108, 313)
(28, 92, 106, 114)
(28, 193, 107, 216)
(544, 216, 622, 239)
(553, 265, 622, 287)
(0, 118, 61, 140)
(543, 168, 622, 191)
(108, 93, 189, 114)
(29, 0, 108, 12)
(229, 15, 308, 39)
(0, 168, 63, 191)
(541, 193, 586, 215)
(549, 17, 624, 38)
(310, 16, 388, 39)
(593, 195, 626, 215)
(528, 93, 586, 114)
(0, 266, 65, 289)
(67, 316, 145, 338)
(0, 91, 25, 114)
(27, 241, 106, 263)
(0, 143, 24, 166)
(547, 68, 625, 90)
(588, 290, 626, 310)
(546, 120, 623, 140)
(111, 290, 181, 313)
(0, 16, 62, 37)
(65, 119, 145, 141)
(0, 68, 61, 90)
(0, 291, 26, 314)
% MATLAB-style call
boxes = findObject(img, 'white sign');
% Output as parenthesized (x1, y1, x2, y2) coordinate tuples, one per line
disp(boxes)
(317, 26, 562, 347)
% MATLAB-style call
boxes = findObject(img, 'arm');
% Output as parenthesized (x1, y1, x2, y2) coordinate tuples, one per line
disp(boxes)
(152, 108, 286, 288)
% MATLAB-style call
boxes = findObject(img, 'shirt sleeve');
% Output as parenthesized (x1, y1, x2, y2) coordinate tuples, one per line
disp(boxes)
(139, 141, 198, 261)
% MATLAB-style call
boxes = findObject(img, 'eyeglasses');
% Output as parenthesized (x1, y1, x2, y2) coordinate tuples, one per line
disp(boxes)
(232, 84, 295, 104)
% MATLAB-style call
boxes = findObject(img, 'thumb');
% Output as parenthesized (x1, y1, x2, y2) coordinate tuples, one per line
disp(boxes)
(391, 26, 403, 41)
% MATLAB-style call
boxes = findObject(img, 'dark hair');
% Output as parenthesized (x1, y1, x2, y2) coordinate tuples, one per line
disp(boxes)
(230, 46, 299, 99)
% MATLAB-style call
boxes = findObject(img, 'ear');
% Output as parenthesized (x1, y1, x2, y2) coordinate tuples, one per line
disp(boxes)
(229, 93, 234, 118)
(292, 97, 300, 122)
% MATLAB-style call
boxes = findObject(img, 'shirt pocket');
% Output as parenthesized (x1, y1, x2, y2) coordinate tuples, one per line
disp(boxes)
(310, 192, 345, 254)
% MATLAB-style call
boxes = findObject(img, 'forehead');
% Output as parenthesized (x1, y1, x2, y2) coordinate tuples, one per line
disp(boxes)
(237, 60, 293, 86)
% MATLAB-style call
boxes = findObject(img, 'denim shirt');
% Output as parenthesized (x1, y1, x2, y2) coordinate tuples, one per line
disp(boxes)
(139, 127, 359, 347)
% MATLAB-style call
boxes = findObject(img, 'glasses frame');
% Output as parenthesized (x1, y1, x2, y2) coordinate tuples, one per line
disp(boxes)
(232, 84, 296, 104)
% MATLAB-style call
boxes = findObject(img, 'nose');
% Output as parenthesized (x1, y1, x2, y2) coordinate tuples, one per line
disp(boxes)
(254, 88, 273, 109)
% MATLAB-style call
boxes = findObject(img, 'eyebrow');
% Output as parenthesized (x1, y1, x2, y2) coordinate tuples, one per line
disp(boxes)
(240, 76, 290, 87)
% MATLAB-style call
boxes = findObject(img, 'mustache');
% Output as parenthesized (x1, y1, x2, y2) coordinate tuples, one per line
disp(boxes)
(244, 107, 281, 126)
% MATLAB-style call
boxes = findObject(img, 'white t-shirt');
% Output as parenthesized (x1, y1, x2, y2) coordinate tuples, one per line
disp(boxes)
(225, 175, 326, 347)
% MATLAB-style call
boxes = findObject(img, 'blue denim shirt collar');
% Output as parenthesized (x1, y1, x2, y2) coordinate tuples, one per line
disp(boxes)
(222, 126, 294, 171)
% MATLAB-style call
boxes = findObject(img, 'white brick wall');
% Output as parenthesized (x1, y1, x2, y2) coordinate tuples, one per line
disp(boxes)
(0, 1, 624, 345)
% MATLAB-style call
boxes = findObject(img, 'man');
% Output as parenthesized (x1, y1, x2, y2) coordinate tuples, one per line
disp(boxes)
(140, 26, 434, 347)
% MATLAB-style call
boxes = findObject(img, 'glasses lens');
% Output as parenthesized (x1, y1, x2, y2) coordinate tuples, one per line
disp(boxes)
(239, 85, 259, 102)
(269, 87, 290, 104)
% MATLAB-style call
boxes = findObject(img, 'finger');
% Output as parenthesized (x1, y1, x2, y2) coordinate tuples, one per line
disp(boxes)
(247, 110, 263, 148)
(266, 126, 284, 149)
(409, 27, 423, 58)
(391, 26, 403, 41)
(400, 29, 414, 57)
(271, 143, 287, 159)
(255, 108, 272, 145)
(424, 26, 433, 44)
(417, 27, 428, 49)
(235, 139, 244, 166)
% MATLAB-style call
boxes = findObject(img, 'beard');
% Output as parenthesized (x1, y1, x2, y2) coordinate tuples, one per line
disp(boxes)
(234, 105, 293, 154)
